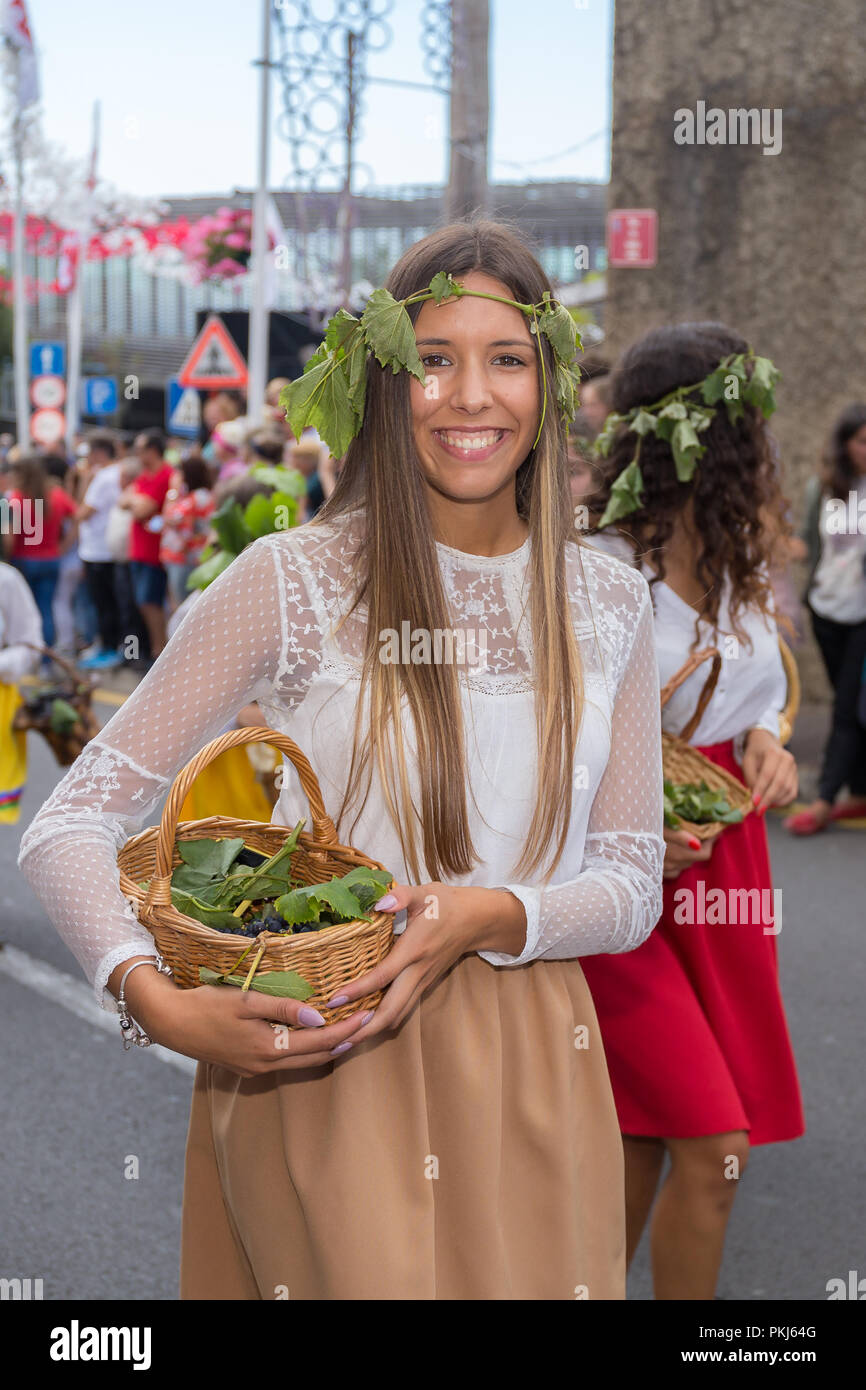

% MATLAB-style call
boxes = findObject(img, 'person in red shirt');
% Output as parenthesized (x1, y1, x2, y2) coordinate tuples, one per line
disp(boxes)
(2, 454, 78, 651)
(117, 431, 173, 660)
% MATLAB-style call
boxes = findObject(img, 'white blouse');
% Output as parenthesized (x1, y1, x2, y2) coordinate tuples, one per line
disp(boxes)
(0, 562, 44, 683)
(17, 510, 665, 1010)
(808, 477, 866, 624)
(586, 530, 787, 760)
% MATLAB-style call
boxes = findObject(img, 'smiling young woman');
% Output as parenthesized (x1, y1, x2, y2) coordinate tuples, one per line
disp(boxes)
(17, 220, 665, 1301)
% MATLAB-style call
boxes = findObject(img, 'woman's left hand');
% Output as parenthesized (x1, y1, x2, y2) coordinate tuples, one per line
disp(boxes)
(323, 881, 525, 1044)
(741, 728, 798, 813)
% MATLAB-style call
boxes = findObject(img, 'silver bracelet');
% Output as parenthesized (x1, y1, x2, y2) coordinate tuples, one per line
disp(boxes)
(117, 955, 172, 1051)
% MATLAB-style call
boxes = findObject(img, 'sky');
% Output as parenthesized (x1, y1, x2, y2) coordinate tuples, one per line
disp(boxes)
(27, 0, 613, 201)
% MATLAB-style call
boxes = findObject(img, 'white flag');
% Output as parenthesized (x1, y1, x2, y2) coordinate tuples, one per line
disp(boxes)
(2, 0, 39, 108)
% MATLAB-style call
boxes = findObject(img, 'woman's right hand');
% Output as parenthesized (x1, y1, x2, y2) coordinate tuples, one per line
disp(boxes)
(118, 963, 374, 1076)
(662, 825, 715, 880)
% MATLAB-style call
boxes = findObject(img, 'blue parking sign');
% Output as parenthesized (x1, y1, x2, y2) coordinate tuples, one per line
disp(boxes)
(83, 377, 118, 415)
(30, 341, 65, 378)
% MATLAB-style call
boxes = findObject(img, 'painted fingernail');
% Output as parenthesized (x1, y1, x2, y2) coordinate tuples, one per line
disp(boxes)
(688, 837, 701, 850)
(752, 792, 761, 805)
(327, 993, 350, 1007)
(374, 893, 399, 910)
(298, 1006, 326, 1027)
(330, 1041, 353, 1056)
(359, 1010, 375, 1026)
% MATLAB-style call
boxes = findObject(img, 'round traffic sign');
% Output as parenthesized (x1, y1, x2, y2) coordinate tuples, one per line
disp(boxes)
(31, 408, 67, 446)
(30, 374, 67, 409)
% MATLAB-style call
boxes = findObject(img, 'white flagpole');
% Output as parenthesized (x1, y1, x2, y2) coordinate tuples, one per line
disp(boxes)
(12, 48, 29, 445)
(248, 0, 271, 424)
(66, 99, 99, 452)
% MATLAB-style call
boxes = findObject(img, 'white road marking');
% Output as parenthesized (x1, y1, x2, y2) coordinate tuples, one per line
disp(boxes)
(0, 942, 196, 1078)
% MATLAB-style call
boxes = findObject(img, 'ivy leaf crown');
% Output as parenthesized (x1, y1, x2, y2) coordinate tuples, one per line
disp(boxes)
(279, 271, 584, 461)
(593, 350, 782, 530)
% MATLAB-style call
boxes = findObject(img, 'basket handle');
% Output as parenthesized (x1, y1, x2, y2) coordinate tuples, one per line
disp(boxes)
(20, 641, 94, 693)
(659, 647, 722, 744)
(149, 726, 338, 892)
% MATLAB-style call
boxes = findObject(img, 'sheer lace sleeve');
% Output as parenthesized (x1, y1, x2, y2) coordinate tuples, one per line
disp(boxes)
(16, 533, 321, 1010)
(479, 574, 665, 966)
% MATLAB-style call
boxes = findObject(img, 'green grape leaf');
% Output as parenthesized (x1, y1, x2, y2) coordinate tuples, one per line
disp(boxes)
(538, 300, 578, 362)
(428, 271, 460, 303)
(281, 352, 359, 459)
(670, 419, 705, 481)
(593, 412, 625, 458)
(658, 401, 688, 421)
(187, 548, 236, 592)
(170, 888, 246, 931)
(631, 409, 659, 437)
(325, 308, 362, 352)
(345, 336, 368, 422)
(249, 464, 308, 500)
(744, 355, 781, 418)
(700, 369, 728, 405)
(597, 456, 645, 527)
(554, 360, 580, 420)
(198, 966, 314, 1000)
(49, 698, 80, 734)
(360, 288, 425, 381)
(211, 498, 253, 555)
(177, 837, 246, 876)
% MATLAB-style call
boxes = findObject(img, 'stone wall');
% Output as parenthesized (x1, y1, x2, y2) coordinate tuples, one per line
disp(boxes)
(606, 0, 866, 698)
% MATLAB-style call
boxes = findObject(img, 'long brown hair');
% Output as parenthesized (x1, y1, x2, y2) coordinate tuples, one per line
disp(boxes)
(11, 454, 51, 506)
(588, 322, 790, 651)
(318, 219, 584, 882)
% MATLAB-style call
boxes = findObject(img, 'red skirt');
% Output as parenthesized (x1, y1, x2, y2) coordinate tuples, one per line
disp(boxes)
(581, 739, 805, 1146)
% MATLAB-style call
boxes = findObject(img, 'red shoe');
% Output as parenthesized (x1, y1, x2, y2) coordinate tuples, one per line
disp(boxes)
(828, 798, 866, 821)
(783, 807, 830, 835)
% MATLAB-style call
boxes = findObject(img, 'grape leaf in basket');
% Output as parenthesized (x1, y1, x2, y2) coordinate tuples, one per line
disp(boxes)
(275, 877, 369, 927)
(336, 865, 394, 911)
(170, 887, 246, 931)
(199, 966, 313, 1000)
(221, 820, 305, 906)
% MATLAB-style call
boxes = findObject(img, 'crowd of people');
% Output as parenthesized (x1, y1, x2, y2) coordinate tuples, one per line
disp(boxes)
(0, 381, 338, 673)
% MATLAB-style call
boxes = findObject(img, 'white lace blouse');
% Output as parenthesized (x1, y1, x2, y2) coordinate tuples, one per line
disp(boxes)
(17, 511, 665, 1010)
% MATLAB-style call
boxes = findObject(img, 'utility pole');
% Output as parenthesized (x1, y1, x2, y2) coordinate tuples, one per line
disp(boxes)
(445, 0, 489, 221)
(248, 0, 272, 422)
(336, 29, 356, 303)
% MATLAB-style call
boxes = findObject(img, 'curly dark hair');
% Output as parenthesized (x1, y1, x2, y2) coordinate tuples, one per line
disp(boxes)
(821, 402, 866, 502)
(588, 321, 791, 651)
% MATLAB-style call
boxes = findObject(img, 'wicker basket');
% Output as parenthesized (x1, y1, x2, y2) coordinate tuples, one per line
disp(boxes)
(660, 648, 754, 843)
(12, 643, 100, 766)
(117, 726, 395, 1025)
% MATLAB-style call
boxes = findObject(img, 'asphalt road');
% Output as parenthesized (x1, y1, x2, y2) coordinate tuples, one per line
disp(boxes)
(1, 704, 863, 1301)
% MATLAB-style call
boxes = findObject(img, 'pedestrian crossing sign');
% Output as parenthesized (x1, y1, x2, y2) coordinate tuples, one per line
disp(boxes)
(178, 314, 248, 390)
(166, 377, 202, 437)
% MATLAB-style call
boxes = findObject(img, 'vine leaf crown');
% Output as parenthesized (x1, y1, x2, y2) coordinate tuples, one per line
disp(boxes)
(279, 271, 584, 460)
(593, 351, 782, 528)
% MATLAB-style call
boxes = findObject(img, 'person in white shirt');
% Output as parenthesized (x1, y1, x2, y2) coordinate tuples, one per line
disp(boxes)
(17, 222, 665, 1300)
(785, 404, 866, 833)
(0, 560, 43, 823)
(580, 321, 804, 1302)
(75, 433, 123, 671)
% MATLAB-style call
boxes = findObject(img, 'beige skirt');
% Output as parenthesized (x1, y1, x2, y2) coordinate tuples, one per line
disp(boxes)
(179, 952, 626, 1300)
